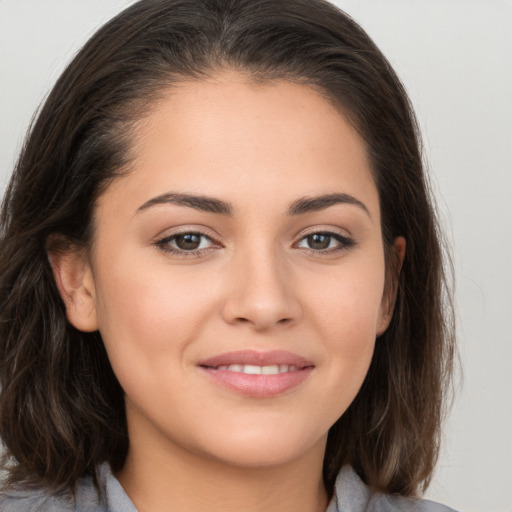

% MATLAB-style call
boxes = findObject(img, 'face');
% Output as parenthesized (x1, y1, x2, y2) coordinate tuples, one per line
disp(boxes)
(56, 71, 402, 471)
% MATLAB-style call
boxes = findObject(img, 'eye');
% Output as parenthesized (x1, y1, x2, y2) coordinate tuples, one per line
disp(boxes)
(296, 231, 354, 253)
(156, 231, 217, 255)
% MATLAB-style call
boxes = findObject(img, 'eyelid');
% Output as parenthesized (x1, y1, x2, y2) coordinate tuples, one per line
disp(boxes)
(153, 225, 221, 242)
(293, 227, 356, 254)
(294, 225, 353, 242)
(153, 226, 223, 256)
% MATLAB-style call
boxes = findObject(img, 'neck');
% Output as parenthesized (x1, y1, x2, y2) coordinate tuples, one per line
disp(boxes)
(116, 422, 329, 512)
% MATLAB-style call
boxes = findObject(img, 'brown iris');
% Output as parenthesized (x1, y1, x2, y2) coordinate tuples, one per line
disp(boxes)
(174, 233, 202, 250)
(306, 233, 332, 250)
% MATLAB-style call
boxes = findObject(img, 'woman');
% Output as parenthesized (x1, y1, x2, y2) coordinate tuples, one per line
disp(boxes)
(0, 0, 455, 510)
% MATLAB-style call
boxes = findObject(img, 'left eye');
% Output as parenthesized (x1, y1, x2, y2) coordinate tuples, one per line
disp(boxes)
(296, 232, 351, 251)
(159, 232, 214, 252)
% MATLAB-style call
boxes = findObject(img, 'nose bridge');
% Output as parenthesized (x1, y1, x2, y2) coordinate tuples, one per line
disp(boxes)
(221, 237, 300, 330)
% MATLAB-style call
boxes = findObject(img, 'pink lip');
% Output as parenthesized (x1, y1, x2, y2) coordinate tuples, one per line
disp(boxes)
(198, 350, 314, 398)
(199, 350, 313, 368)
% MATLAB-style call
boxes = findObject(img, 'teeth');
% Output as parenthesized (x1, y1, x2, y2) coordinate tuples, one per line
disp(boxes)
(244, 364, 261, 374)
(216, 364, 298, 374)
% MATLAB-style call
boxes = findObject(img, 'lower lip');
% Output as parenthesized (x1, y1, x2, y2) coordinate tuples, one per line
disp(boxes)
(199, 367, 314, 398)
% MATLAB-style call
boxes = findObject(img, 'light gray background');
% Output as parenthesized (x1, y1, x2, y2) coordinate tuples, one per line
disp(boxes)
(1, 1, 511, 511)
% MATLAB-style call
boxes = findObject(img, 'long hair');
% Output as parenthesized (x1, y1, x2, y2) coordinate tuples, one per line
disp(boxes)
(0, 0, 454, 496)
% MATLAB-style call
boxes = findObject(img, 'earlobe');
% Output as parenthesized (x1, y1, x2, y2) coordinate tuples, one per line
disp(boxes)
(47, 239, 98, 333)
(376, 236, 406, 336)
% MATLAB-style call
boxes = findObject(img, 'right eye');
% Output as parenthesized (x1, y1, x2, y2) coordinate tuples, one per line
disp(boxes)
(156, 232, 217, 255)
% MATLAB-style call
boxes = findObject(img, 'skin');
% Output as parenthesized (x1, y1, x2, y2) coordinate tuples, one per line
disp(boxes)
(51, 71, 405, 512)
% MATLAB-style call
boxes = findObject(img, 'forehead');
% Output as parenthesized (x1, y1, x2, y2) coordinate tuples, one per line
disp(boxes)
(98, 71, 379, 218)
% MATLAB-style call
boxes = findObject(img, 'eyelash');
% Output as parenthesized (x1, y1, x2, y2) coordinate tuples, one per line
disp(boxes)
(294, 231, 356, 255)
(155, 230, 355, 257)
(155, 231, 218, 257)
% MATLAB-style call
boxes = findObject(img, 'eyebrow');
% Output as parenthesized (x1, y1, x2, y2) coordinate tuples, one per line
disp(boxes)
(137, 191, 370, 218)
(288, 193, 371, 218)
(138, 193, 233, 215)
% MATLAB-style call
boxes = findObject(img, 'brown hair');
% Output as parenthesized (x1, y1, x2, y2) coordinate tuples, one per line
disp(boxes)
(0, 0, 454, 497)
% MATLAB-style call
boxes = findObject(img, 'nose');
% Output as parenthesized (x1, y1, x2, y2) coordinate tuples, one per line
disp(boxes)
(220, 246, 301, 332)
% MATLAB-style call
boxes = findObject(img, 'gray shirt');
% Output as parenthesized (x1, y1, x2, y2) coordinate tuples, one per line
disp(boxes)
(0, 463, 457, 511)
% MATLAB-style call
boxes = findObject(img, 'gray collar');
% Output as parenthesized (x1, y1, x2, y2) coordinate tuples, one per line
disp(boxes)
(73, 463, 455, 512)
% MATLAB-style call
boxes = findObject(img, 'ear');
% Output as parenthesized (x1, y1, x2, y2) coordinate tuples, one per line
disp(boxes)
(376, 236, 406, 336)
(47, 237, 98, 332)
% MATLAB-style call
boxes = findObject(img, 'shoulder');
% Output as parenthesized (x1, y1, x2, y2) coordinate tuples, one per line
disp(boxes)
(0, 486, 74, 512)
(330, 466, 459, 512)
(0, 464, 136, 512)
(0, 469, 106, 512)
(371, 493, 458, 512)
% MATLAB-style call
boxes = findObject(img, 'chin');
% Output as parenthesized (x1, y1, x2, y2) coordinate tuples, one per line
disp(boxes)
(194, 426, 327, 470)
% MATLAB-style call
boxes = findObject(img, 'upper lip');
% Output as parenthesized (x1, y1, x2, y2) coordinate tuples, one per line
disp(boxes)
(198, 350, 314, 369)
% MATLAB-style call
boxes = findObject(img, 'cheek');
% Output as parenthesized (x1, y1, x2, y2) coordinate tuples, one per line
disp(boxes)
(307, 254, 386, 338)
(92, 253, 216, 381)
(303, 254, 385, 398)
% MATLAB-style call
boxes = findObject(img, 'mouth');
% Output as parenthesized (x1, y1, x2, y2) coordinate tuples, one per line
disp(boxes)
(207, 364, 301, 374)
(198, 350, 314, 397)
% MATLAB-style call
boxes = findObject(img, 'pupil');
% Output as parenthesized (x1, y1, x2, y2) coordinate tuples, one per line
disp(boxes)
(308, 233, 330, 250)
(176, 233, 201, 250)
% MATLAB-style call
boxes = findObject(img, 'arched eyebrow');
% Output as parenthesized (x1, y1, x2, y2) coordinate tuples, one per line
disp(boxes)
(137, 191, 370, 218)
(137, 193, 233, 215)
(288, 193, 371, 218)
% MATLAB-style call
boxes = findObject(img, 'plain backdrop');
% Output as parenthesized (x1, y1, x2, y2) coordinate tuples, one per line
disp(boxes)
(1, 1, 511, 511)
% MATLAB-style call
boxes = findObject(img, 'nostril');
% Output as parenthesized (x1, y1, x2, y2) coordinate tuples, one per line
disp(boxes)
(221, 286, 301, 329)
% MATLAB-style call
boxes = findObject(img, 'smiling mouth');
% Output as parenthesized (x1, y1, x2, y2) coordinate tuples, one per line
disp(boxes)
(205, 364, 301, 374)
(198, 350, 314, 397)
